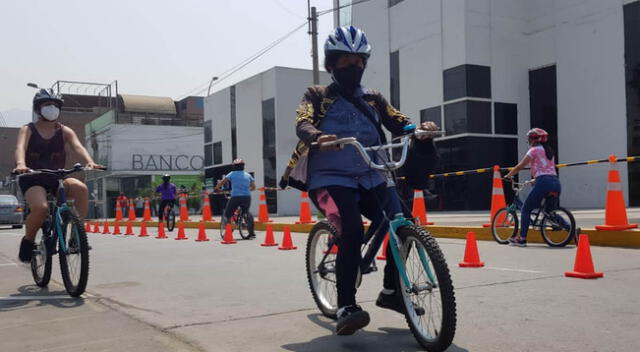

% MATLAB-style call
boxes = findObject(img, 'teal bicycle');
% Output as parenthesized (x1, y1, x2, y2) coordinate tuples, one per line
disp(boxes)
(16, 164, 104, 297)
(305, 129, 456, 351)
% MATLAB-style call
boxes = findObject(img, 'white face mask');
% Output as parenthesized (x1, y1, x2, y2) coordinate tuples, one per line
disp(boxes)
(40, 105, 60, 121)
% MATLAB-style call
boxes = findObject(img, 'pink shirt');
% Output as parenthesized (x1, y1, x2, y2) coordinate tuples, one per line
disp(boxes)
(526, 146, 557, 178)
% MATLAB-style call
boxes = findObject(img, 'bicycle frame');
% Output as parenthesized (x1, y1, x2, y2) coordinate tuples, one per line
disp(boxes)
(52, 179, 73, 254)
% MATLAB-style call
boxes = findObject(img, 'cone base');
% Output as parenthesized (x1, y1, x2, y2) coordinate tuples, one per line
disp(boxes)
(112, 232, 121, 235)
(256, 220, 274, 223)
(481, 223, 491, 228)
(124, 233, 135, 236)
(278, 246, 298, 250)
(102, 232, 111, 235)
(195, 239, 210, 242)
(424, 222, 434, 225)
(595, 223, 638, 231)
(138, 234, 149, 237)
(155, 236, 168, 239)
(261, 243, 278, 247)
(221, 240, 237, 244)
(459, 261, 485, 268)
(175, 237, 189, 240)
(295, 221, 316, 224)
(565, 271, 603, 279)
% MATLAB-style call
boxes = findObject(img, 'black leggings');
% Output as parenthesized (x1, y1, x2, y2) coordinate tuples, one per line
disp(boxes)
(310, 183, 399, 308)
(223, 196, 254, 234)
(158, 200, 175, 221)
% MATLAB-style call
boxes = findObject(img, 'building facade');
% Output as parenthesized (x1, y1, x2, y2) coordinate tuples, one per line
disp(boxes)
(336, 0, 640, 209)
(203, 67, 331, 216)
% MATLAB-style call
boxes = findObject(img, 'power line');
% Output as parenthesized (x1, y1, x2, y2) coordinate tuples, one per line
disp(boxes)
(317, 0, 373, 16)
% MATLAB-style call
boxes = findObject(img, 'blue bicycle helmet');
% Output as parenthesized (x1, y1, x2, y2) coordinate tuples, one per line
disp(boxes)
(324, 26, 371, 70)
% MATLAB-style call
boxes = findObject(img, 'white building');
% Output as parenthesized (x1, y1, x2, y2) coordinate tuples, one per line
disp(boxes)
(335, 0, 640, 209)
(203, 67, 331, 216)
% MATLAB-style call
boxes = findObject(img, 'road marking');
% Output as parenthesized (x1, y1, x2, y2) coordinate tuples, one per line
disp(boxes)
(484, 266, 543, 273)
(0, 295, 81, 301)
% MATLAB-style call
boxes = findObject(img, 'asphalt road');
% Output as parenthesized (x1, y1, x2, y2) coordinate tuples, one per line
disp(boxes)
(1, 225, 639, 352)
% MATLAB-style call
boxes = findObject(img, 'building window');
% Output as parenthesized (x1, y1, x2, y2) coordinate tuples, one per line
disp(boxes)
(212, 141, 222, 165)
(494, 102, 518, 135)
(262, 98, 277, 213)
(390, 50, 400, 109)
(388, 0, 404, 7)
(624, 1, 640, 206)
(443, 64, 491, 101)
(204, 144, 213, 166)
(529, 65, 558, 160)
(230, 85, 237, 160)
(444, 100, 491, 135)
(204, 120, 212, 143)
(420, 106, 441, 126)
(337, 0, 352, 26)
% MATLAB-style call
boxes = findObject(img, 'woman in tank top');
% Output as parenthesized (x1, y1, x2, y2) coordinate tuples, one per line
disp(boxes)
(13, 89, 104, 263)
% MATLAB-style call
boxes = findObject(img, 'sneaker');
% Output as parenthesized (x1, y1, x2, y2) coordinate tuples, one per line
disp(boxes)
(376, 291, 425, 316)
(18, 238, 34, 263)
(247, 233, 256, 240)
(508, 237, 527, 247)
(336, 305, 370, 335)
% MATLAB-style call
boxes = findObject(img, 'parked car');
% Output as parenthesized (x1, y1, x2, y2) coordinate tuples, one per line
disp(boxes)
(0, 195, 24, 229)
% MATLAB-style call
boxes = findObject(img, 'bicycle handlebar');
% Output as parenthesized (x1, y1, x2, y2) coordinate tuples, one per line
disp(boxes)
(311, 129, 443, 171)
(12, 163, 107, 180)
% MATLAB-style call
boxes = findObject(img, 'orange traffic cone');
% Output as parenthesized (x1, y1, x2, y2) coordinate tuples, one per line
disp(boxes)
(412, 190, 434, 225)
(201, 192, 212, 222)
(124, 221, 135, 235)
(256, 187, 273, 223)
(565, 234, 603, 279)
(155, 221, 168, 239)
(195, 221, 210, 242)
(323, 244, 339, 255)
(221, 223, 237, 244)
(483, 165, 508, 227)
(278, 226, 297, 250)
(128, 199, 136, 221)
(112, 220, 122, 235)
(93, 221, 100, 233)
(143, 198, 151, 221)
(376, 233, 389, 260)
(295, 192, 316, 224)
(102, 220, 111, 234)
(261, 224, 278, 247)
(85, 220, 92, 233)
(179, 194, 190, 221)
(459, 232, 485, 267)
(138, 221, 149, 237)
(175, 221, 188, 240)
(595, 155, 638, 230)
(115, 201, 123, 221)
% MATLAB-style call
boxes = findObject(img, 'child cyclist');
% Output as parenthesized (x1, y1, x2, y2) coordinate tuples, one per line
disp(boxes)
(504, 128, 560, 247)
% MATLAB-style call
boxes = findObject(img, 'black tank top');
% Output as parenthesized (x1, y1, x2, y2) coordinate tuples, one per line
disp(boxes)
(25, 122, 66, 170)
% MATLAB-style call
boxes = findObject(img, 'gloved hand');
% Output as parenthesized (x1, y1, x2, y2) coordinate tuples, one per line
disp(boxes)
(279, 177, 288, 190)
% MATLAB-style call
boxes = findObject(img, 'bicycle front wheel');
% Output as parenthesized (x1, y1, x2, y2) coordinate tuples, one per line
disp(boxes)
(306, 221, 338, 320)
(31, 224, 52, 287)
(58, 210, 90, 297)
(237, 211, 253, 240)
(396, 225, 456, 352)
(491, 208, 519, 244)
(541, 207, 576, 247)
(166, 209, 176, 232)
(220, 216, 228, 240)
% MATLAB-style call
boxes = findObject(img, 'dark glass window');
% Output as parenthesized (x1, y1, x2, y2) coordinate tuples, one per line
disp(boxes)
(443, 64, 491, 101)
(624, 1, 640, 206)
(444, 100, 491, 135)
(390, 51, 400, 109)
(262, 98, 277, 213)
(494, 102, 518, 135)
(529, 65, 558, 160)
(204, 144, 213, 166)
(388, 0, 404, 7)
(204, 120, 212, 143)
(212, 141, 222, 165)
(230, 85, 237, 160)
(420, 106, 441, 125)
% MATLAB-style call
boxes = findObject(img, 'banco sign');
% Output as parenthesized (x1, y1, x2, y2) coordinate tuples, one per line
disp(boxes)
(132, 154, 204, 171)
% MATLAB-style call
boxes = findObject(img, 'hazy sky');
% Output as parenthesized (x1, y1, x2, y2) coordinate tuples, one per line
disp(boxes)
(0, 0, 336, 127)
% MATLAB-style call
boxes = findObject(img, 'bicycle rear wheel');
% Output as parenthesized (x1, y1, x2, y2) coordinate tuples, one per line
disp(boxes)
(396, 225, 456, 352)
(58, 210, 90, 297)
(237, 210, 253, 240)
(31, 222, 52, 287)
(490, 208, 519, 244)
(220, 216, 228, 240)
(165, 208, 176, 232)
(306, 221, 338, 319)
(541, 207, 576, 247)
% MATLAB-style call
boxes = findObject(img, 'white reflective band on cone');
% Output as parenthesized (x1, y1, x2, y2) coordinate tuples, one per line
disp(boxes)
(607, 182, 622, 192)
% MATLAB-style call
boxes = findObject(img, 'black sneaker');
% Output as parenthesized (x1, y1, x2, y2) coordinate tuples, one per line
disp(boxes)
(508, 237, 527, 247)
(376, 291, 425, 316)
(336, 305, 370, 335)
(18, 238, 34, 263)
(247, 233, 256, 240)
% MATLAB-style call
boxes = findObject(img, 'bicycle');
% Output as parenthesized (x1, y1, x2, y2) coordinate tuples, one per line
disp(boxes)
(491, 178, 577, 247)
(15, 163, 105, 297)
(219, 192, 254, 240)
(305, 127, 456, 351)
(160, 200, 176, 232)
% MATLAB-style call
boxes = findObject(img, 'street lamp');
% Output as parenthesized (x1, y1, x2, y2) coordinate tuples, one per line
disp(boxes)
(206, 76, 219, 96)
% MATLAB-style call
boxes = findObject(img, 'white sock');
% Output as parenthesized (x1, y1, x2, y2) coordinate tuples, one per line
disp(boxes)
(382, 288, 394, 295)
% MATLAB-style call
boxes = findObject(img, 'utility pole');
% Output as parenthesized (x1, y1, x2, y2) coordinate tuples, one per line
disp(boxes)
(308, 3, 320, 85)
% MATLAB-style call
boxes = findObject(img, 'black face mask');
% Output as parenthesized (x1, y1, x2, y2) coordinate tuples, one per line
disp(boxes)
(332, 65, 364, 93)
